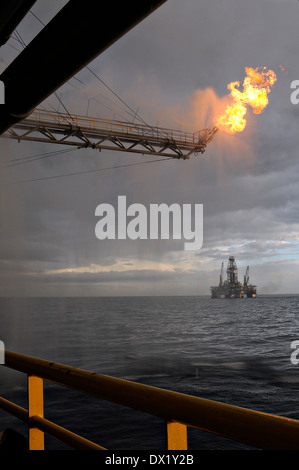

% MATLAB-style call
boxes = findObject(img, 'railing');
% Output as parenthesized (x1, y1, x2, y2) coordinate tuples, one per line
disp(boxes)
(27, 108, 214, 146)
(5, 109, 218, 158)
(1, 350, 299, 450)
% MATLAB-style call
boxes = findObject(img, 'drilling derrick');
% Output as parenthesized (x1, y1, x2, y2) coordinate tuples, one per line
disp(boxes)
(226, 256, 239, 284)
(211, 256, 257, 298)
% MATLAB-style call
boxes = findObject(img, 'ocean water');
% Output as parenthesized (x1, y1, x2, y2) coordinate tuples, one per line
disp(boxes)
(1, 295, 299, 450)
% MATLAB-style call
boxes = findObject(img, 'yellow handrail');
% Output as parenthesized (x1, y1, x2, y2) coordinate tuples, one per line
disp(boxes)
(1, 350, 299, 450)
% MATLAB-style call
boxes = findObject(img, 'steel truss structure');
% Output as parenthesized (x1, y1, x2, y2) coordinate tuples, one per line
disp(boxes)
(3, 109, 218, 159)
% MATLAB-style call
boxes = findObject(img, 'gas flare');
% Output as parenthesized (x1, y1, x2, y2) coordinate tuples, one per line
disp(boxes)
(216, 67, 277, 134)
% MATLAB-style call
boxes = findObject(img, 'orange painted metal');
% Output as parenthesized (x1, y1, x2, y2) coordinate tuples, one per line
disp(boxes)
(28, 375, 44, 450)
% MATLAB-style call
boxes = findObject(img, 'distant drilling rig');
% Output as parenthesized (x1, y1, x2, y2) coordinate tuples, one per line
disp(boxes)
(211, 256, 256, 298)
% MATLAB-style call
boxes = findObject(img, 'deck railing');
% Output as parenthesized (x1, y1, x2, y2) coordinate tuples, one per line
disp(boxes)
(1, 350, 299, 450)
(28, 109, 203, 145)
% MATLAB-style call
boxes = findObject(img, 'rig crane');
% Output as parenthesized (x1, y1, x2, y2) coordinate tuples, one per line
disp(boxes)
(244, 266, 250, 287)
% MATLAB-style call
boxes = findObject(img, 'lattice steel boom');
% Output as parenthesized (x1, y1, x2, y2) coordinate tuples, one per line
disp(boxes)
(2, 109, 218, 159)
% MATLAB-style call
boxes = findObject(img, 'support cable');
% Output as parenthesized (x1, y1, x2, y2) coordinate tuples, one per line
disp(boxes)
(9, 156, 174, 185)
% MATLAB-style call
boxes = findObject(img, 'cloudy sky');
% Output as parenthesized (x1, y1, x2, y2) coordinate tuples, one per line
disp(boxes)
(0, 0, 299, 296)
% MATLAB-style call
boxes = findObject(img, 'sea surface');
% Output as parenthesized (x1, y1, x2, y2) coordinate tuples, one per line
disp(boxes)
(1, 295, 299, 450)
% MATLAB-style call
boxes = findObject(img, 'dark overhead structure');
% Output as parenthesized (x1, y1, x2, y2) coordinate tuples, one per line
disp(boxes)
(0, 0, 37, 46)
(0, 0, 167, 135)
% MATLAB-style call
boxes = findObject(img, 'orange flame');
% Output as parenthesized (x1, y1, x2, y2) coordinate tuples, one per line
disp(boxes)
(216, 67, 277, 134)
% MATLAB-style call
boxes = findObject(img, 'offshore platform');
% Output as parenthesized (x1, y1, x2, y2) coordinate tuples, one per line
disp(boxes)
(211, 256, 257, 298)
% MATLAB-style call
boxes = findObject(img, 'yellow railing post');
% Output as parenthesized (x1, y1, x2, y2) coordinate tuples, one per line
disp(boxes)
(28, 375, 44, 450)
(166, 421, 188, 450)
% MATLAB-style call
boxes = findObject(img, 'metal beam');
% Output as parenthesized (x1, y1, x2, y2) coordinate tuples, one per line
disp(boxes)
(3, 109, 218, 159)
(0, 0, 37, 46)
(0, 0, 168, 135)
